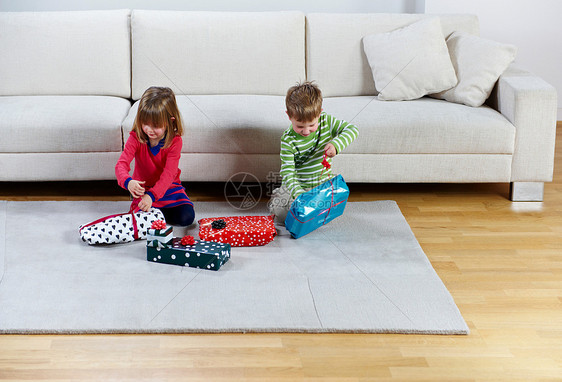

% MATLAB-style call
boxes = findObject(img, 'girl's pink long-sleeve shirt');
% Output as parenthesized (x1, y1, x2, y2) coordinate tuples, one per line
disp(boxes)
(115, 131, 183, 202)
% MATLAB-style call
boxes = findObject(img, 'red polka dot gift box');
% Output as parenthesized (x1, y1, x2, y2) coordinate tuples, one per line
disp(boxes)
(198, 215, 277, 247)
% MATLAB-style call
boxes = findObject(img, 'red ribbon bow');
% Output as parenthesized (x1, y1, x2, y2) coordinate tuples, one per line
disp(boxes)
(321, 155, 331, 170)
(319, 152, 331, 179)
(151, 220, 167, 230)
(181, 235, 195, 246)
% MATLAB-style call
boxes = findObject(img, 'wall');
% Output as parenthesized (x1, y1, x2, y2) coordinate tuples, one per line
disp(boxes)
(425, 0, 562, 120)
(0, 0, 420, 13)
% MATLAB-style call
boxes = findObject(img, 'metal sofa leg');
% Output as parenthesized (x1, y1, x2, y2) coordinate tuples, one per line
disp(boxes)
(509, 182, 544, 201)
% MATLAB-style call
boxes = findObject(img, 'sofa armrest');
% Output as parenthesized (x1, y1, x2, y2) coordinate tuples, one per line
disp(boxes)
(488, 64, 557, 182)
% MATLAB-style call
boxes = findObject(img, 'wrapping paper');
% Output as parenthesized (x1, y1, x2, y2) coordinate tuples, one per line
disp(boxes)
(79, 207, 165, 245)
(147, 236, 231, 271)
(285, 174, 349, 239)
(198, 215, 276, 247)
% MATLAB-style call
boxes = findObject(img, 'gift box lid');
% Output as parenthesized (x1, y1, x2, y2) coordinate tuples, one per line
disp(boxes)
(147, 225, 173, 237)
(169, 238, 231, 256)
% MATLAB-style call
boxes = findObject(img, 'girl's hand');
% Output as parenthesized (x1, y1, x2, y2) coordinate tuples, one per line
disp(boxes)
(324, 143, 337, 158)
(138, 194, 153, 212)
(128, 180, 146, 199)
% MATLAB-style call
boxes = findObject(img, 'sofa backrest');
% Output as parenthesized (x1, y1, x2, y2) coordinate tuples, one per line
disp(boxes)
(0, 10, 131, 98)
(306, 13, 479, 97)
(131, 10, 306, 100)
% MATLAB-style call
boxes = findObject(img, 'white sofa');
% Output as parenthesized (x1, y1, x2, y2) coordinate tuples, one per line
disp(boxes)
(0, 10, 557, 201)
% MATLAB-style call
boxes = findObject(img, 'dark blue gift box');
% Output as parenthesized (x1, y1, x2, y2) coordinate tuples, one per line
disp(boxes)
(285, 174, 349, 239)
(147, 237, 231, 271)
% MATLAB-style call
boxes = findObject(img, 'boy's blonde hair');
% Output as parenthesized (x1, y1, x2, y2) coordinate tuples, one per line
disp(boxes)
(133, 86, 184, 149)
(285, 81, 323, 122)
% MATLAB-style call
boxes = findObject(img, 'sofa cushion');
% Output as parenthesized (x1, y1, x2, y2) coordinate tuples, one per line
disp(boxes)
(431, 31, 517, 107)
(131, 10, 305, 100)
(122, 95, 288, 154)
(0, 10, 131, 98)
(123, 94, 515, 156)
(0, 153, 123, 181)
(322, 96, 515, 154)
(306, 13, 479, 97)
(362, 18, 457, 101)
(0, 96, 130, 153)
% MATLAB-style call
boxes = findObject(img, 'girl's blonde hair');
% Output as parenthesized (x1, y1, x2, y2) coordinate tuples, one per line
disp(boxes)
(132, 87, 183, 149)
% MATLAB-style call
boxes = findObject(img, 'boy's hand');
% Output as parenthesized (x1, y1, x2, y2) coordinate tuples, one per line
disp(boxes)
(128, 180, 146, 199)
(138, 194, 153, 212)
(324, 143, 337, 158)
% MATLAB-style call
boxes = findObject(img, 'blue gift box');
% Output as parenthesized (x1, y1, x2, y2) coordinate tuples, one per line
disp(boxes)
(285, 174, 349, 239)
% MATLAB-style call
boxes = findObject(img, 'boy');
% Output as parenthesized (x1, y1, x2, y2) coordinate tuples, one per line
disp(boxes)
(268, 81, 359, 224)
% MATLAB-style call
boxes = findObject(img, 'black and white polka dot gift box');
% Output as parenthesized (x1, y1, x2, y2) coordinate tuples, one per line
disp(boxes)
(147, 238, 231, 271)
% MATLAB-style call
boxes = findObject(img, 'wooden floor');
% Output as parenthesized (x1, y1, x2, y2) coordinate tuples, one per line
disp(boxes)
(1, 123, 561, 381)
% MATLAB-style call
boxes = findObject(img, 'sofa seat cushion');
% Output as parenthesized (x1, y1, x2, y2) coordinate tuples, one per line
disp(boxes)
(123, 95, 515, 157)
(0, 96, 131, 153)
(123, 95, 288, 155)
(323, 96, 515, 154)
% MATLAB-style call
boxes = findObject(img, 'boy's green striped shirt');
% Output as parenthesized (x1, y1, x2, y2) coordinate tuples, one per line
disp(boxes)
(280, 112, 359, 198)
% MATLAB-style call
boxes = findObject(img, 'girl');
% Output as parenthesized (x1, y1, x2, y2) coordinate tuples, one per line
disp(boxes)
(115, 86, 195, 226)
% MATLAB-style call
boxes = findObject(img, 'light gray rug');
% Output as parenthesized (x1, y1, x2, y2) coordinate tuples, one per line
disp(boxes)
(0, 200, 468, 334)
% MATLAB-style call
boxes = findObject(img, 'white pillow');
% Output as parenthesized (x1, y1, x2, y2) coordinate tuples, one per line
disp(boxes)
(431, 31, 517, 107)
(362, 18, 457, 101)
